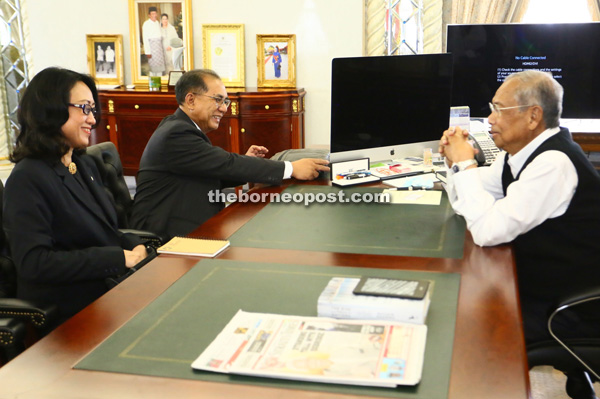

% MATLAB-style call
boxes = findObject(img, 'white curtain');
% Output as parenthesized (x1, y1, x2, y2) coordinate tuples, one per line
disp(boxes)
(589, 0, 600, 20)
(448, 0, 530, 24)
(364, 0, 386, 56)
(439, 0, 529, 50)
(423, 0, 444, 54)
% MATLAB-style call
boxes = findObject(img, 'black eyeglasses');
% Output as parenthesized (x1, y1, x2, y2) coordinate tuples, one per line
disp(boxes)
(68, 103, 98, 117)
(193, 93, 231, 108)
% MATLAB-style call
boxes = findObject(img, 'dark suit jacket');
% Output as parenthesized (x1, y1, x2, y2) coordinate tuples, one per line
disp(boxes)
(3, 153, 143, 323)
(130, 108, 285, 239)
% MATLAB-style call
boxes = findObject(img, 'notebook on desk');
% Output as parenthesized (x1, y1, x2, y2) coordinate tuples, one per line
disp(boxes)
(157, 237, 230, 257)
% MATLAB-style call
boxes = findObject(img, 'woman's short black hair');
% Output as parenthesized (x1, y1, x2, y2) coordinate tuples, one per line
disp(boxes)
(11, 67, 100, 163)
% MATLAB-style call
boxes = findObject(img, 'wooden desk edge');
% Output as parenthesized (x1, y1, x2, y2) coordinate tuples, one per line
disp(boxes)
(0, 182, 529, 399)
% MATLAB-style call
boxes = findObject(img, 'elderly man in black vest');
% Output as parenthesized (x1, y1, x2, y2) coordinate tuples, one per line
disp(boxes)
(439, 70, 600, 348)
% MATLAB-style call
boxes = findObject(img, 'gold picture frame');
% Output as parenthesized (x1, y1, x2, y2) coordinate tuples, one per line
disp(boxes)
(128, 0, 194, 87)
(202, 24, 245, 88)
(256, 34, 296, 88)
(86, 35, 124, 86)
(168, 70, 184, 87)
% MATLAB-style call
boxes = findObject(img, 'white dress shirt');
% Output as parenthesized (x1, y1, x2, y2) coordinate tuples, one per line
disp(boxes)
(142, 19, 161, 55)
(445, 127, 578, 246)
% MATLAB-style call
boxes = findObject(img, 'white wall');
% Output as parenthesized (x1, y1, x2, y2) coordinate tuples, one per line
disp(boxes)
(26, 0, 364, 147)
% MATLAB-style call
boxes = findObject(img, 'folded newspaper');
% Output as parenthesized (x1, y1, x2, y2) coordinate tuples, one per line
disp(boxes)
(192, 310, 427, 387)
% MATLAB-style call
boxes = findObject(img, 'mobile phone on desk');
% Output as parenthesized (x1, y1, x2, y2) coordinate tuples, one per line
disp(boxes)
(353, 276, 430, 300)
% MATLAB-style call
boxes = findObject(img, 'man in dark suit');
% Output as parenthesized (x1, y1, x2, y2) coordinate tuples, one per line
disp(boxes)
(131, 69, 329, 239)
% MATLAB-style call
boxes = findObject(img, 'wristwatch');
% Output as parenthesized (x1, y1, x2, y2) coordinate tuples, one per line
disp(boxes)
(451, 159, 478, 173)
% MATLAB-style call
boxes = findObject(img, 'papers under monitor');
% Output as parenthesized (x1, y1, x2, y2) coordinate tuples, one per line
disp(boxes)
(383, 172, 440, 189)
(383, 189, 442, 205)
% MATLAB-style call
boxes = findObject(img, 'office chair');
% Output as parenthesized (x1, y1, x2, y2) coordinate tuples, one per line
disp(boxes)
(0, 180, 58, 366)
(0, 247, 26, 365)
(86, 141, 165, 248)
(527, 288, 600, 399)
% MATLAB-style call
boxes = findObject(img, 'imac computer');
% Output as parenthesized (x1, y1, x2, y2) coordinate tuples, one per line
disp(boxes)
(329, 53, 454, 163)
(447, 22, 600, 132)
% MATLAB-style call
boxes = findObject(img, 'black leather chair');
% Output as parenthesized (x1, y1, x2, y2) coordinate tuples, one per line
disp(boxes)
(0, 180, 58, 365)
(528, 288, 600, 399)
(86, 141, 165, 248)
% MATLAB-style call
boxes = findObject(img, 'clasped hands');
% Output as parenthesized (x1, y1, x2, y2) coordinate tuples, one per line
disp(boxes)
(124, 244, 149, 268)
(438, 126, 477, 167)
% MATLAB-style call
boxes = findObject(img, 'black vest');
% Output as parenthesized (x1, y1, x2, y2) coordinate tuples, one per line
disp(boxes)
(501, 128, 600, 301)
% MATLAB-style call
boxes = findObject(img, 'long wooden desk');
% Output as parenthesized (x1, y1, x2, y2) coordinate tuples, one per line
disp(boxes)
(0, 181, 529, 399)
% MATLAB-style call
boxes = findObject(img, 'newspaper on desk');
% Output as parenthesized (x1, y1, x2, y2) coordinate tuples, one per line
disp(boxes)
(192, 310, 427, 388)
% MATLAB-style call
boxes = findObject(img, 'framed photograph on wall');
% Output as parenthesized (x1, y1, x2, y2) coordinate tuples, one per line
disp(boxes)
(256, 34, 296, 88)
(86, 34, 124, 86)
(168, 70, 184, 87)
(202, 24, 245, 87)
(128, 0, 194, 86)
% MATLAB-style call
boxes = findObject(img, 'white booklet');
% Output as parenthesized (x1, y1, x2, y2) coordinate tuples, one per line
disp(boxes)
(192, 310, 427, 388)
(317, 277, 431, 324)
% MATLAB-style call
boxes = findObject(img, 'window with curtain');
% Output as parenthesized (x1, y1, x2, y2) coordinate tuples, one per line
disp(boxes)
(1, 0, 30, 161)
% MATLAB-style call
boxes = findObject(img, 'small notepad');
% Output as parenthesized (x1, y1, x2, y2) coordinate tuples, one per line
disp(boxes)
(157, 237, 230, 257)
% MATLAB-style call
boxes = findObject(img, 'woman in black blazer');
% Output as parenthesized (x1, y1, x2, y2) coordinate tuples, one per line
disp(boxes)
(3, 67, 149, 326)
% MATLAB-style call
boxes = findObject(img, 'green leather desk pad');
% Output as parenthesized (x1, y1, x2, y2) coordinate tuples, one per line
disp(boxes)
(229, 185, 466, 258)
(76, 259, 460, 399)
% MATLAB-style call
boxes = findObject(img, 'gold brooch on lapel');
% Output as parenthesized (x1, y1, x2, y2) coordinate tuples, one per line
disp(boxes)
(68, 162, 77, 175)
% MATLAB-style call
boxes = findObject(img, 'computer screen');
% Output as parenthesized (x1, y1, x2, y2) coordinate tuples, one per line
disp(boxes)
(329, 54, 453, 162)
(447, 22, 600, 120)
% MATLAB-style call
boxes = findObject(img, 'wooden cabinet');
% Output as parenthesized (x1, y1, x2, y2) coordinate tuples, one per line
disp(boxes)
(95, 87, 305, 175)
(235, 90, 305, 155)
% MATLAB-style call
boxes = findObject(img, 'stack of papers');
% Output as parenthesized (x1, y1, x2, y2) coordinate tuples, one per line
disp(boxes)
(370, 163, 430, 180)
(383, 172, 440, 189)
(382, 189, 442, 205)
(379, 172, 443, 205)
(317, 277, 431, 324)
